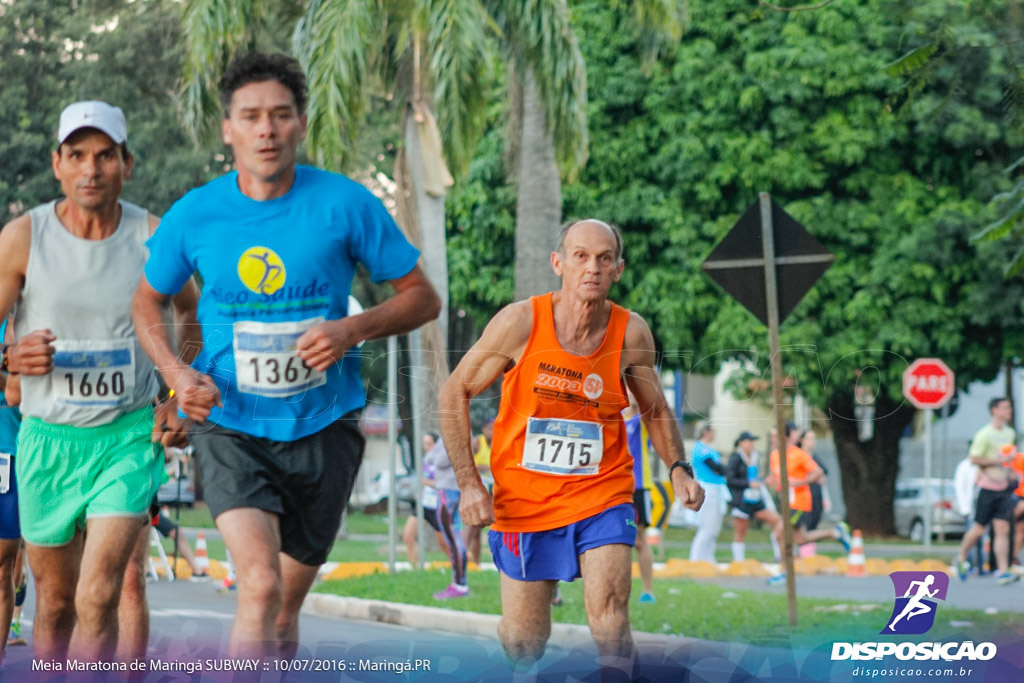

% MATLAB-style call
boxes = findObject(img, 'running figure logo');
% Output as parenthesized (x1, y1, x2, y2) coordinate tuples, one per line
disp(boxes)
(882, 571, 949, 635)
(238, 246, 287, 295)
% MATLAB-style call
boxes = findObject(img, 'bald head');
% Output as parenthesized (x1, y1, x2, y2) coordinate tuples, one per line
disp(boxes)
(556, 219, 623, 262)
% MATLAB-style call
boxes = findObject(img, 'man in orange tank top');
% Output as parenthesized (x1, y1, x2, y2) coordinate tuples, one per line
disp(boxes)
(439, 220, 704, 674)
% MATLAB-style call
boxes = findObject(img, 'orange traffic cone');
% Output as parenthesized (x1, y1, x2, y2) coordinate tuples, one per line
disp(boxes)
(220, 549, 237, 592)
(195, 532, 210, 574)
(847, 529, 866, 577)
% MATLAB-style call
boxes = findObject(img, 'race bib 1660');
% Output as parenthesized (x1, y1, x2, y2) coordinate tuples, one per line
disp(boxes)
(51, 339, 135, 408)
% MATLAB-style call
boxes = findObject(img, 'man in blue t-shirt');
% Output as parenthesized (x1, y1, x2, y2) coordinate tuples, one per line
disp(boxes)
(132, 53, 440, 658)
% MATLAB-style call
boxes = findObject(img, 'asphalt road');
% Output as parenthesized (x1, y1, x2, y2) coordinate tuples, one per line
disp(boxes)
(3, 542, 1020, 682)
(3, 577, 514, 682)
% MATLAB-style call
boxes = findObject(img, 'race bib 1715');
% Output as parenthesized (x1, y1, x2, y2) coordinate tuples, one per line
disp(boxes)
(521, 417, 603, 476)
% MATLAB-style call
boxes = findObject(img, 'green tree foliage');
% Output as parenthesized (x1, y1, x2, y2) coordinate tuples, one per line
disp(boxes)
(882, 1, 1024, 275)
(0, 0, 217, 220)
(447, 0, 1024, 533)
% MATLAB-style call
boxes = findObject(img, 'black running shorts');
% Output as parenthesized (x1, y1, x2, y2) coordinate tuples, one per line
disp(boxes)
(190, 411, 365, 565)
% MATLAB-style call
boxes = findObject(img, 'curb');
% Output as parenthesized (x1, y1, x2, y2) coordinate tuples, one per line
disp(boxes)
(301, 593, 594, 649)
(301, 593, 742, 654)
(314, 556, 954, 582)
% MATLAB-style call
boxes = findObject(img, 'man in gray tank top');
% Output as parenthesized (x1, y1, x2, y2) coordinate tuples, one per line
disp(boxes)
(0, 101, 197, 662)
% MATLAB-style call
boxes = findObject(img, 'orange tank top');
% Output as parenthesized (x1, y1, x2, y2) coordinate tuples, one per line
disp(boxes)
(490, 293, 633, 532)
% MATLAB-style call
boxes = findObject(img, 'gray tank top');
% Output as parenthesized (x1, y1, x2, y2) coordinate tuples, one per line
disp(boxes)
(15, 200, 158, 426)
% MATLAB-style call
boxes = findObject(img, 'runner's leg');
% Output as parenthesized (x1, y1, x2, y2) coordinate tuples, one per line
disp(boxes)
(70, 515, 146, 660)
(497, 572, 557, 667)
(25, 536, 83, 660)
(436, 490, 467, 590)
(1014, 500, 1024, 563)
(0, 538, 20, 660)
(732, 514, 749, 561)
(274, 553, 320, 659)
(403, 516, 420, 568)
(216, 508, 283, 657)
(634, 524, 654, 596)
(992, 518, 1011, 573)
(115, 525, 150, 661)
(579, 543, 635, 676)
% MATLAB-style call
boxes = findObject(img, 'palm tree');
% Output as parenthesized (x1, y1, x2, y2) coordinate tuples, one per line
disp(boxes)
(179, 0, 492, 426)
(486, 0, 686, 299)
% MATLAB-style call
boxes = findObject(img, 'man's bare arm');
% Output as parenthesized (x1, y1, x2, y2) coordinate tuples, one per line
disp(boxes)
(297, 265, 441, 371)
(0, 316, 13, 401)
(133, 276, 182, 384)
(171, 278, 202, 364)
(353, 266, 441, 341)
(790, 464, 824, 488)
(438, 302, 532, 526)
(133, 276, 220, 421)
(146, 213, 203, 366)
(0, 217, 29, 325)
(622, 312, 704, 511)
(0, 216, 57, 375)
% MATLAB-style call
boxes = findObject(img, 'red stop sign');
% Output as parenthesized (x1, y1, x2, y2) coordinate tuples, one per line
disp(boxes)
(903, 358, 955, 409)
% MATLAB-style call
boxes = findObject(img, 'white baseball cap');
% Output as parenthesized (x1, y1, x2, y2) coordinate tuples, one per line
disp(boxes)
(57, 101, 127, 145)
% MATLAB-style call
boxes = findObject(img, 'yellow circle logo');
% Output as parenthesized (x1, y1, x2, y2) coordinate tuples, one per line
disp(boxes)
(237, 246, 287, 295)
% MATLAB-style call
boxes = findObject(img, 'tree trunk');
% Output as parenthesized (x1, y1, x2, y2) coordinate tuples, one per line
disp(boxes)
(830, 392, 916, 535)
(514, 67, 561, 300)
(394, 112, 450, 433)
(402, 109, 449, 343)
(1005, 362, 1016, 431)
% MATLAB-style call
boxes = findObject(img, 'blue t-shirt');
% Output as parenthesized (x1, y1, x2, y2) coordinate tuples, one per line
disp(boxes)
(144, 166, 420, 441)
(0, 320, 20, 454)
(691, 439, 725, 485)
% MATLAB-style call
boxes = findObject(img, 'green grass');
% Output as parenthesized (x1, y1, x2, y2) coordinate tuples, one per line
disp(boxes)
(341, 512, 392, 535)
(155, 509, 955, 566)
(314, 572, 1022, 648)
(158, 509, 959, 568)
(157, 505, 216, 528)
(152, 533, 459, 564)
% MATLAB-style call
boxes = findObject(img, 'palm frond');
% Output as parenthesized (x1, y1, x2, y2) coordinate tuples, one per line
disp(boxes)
(1006, 242, 1024, 278)
(425, 0, 494, 175)
(613, 0, 687, 64)
(886, 42, 939, 78)
(181, 0, 267, 144)
(1005, 154, 1024, 176)
(488, 0, 588, 180)
(975, 187, 1024, 243)
(292, 0, 380, 172)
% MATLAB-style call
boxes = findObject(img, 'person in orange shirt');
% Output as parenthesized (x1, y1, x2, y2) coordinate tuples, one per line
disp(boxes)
(1009, 448, 1024, 565)
(765, 422, 851, 573)
(439, 219, 704, 675)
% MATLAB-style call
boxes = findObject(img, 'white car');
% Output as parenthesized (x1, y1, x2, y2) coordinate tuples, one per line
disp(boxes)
(894, 478, 967, 541)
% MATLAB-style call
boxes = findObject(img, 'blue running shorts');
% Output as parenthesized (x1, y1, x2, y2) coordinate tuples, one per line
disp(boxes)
(0, 454, 19, 540)
(489, 502, 636, 582)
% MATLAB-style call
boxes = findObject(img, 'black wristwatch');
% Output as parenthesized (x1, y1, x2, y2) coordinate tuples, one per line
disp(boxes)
(670, 460, 694, 479)
(0, 344, 9, 374)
